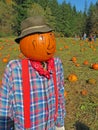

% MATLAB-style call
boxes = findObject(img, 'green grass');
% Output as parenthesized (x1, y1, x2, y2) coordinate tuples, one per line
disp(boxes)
(55, 37, 98, 130)
(0, 37, 98, 130)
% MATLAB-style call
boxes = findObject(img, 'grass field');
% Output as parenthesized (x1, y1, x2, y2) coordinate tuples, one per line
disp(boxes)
(0, 37, 98, 130)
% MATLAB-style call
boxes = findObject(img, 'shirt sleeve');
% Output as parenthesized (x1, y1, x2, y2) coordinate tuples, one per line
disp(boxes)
(0, 62, 13, 118)
(55, 57, 66, 127)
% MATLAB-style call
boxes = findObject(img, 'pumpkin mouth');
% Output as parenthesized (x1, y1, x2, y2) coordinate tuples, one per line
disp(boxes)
(47, 45, 56, 55)
(47, 52, 52, 55)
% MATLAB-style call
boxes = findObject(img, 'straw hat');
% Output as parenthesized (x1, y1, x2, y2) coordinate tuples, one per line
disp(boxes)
(15, 16, 53, 43)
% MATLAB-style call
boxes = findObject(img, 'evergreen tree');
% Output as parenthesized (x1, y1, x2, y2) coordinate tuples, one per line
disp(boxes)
(86, 2, 98, 36)
(35, 0, 49, 10)
(0, 1, 15, 36)
(13, 0, 32, 35)
(48, 0, 59, 31)
(0, 0, 97, 37)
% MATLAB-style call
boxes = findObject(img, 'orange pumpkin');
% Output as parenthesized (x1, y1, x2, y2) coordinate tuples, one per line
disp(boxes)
(68, 74, 78, 82)
(92, 63, 98, 70)
(83, 60, 89, 65)
(18, 53, 24, 59)
(64, 45, 69, 49)
(20, 32, 56, 61)
(59, 48, 63, 51)
(2, 58, 8, 63)
(75, 63, 80, 67)
(81, 89, 88, 96)
(71, 56, 77, 63)
(64, 91, 68, 98)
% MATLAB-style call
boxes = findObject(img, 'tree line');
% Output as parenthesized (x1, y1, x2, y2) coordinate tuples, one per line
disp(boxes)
(0, 0, 98, 38)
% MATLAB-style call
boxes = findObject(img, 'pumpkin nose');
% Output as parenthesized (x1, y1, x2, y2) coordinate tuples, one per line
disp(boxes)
(48, 42, 54, 50)
(47, 40, 56, 54)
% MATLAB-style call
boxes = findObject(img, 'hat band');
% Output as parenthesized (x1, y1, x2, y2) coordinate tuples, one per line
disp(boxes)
(22, 25, 47, 34)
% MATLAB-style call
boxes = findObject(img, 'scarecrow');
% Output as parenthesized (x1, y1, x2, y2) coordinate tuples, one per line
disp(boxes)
(0, 16, 65, 130)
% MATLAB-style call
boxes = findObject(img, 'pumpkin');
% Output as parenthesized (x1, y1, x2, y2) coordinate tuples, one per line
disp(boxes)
(18, 53, 24, 59)
(71, 56, 77, 63)
(75, 63, 80, 67)
(64, 45, 69, 49)
(2, 58, 8, 63)
(68, 74, 78, 82)
(20, 32, 56, 61)
(92, 63, 98, 70)
(81, 89, 88, 96)
(64, 91, 68, 98)
(59, 48, 63, 51)
(83, 60, 89, 65)
(88, 78, 96, 84)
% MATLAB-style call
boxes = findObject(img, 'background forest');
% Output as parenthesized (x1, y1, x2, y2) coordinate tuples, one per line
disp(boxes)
(0, 0, 98, 38)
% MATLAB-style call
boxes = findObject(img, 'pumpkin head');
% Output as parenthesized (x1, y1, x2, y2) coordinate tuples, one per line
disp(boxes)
(20, 32, 56, 61)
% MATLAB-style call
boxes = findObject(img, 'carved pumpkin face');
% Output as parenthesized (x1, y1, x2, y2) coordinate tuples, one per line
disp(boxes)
(20, 32, 56, 61)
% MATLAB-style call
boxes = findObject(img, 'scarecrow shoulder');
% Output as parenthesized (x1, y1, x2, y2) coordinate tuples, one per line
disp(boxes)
(6, 59, 22, 70)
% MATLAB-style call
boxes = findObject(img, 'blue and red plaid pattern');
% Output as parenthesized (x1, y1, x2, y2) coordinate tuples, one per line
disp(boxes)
(0, 57, 65, 130)
(0, 116, 14, 130)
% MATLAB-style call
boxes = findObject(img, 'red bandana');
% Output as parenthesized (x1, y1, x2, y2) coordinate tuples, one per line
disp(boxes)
(30, 58, 54, 79)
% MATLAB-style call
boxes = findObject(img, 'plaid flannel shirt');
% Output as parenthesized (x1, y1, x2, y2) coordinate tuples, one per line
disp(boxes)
(0, 57, 65, 130)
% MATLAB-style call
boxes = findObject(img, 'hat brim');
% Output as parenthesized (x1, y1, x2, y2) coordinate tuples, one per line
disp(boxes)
(15, 26, 53, 43)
